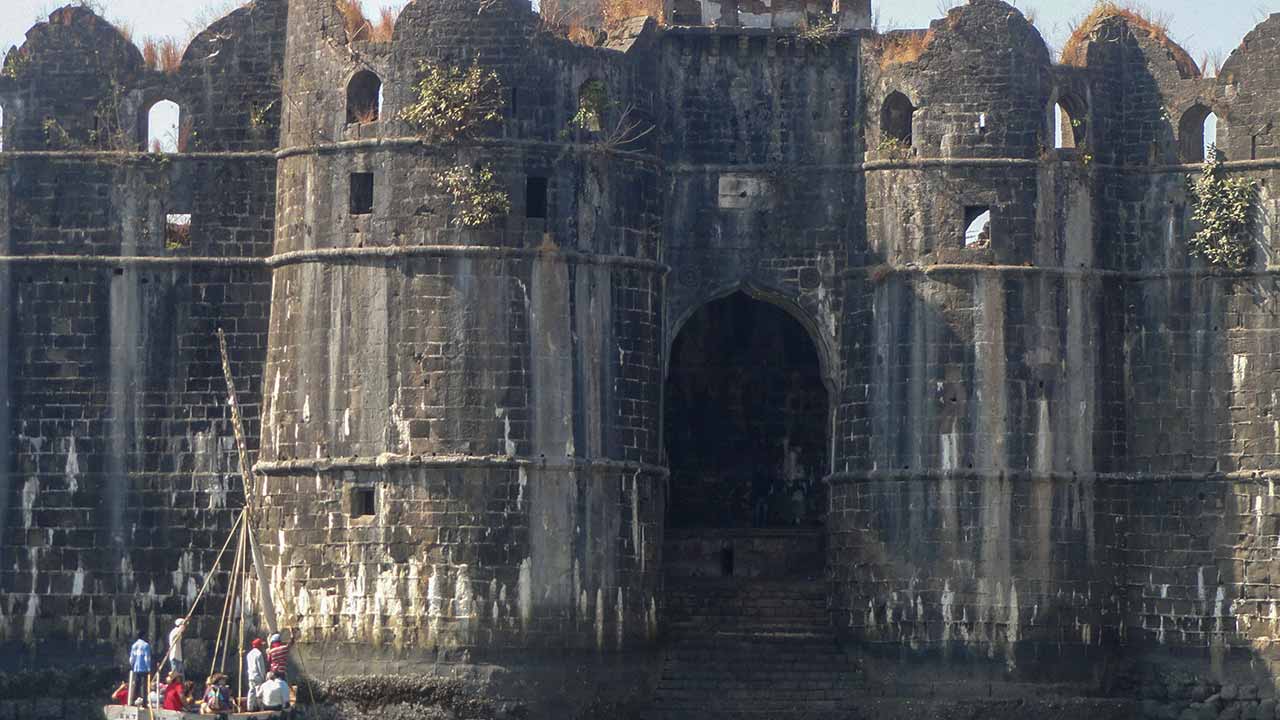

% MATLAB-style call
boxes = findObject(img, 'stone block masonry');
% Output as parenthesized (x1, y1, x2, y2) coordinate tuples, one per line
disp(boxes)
(4, 0, 1280, 717)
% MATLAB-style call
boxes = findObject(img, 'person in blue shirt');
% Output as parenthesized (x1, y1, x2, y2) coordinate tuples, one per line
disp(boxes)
(128, 630, 152, 705)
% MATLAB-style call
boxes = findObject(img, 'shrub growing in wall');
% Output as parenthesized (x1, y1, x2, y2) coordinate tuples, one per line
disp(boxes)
(400, 61, 504, 142)
(1188, 146, 1258, 271)
(434, 164, 511, 228)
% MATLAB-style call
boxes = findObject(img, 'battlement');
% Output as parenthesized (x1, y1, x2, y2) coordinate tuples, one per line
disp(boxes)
(0, 0, 1276, 169)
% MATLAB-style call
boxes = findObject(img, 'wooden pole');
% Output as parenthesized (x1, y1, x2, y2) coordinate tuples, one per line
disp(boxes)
(216, 328, 256, 505)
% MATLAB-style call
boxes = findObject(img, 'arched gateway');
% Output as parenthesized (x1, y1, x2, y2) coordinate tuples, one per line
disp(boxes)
(662, 291, 832, 580)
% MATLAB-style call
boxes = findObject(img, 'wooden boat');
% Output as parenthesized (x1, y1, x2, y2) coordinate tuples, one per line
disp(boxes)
(103, 333, 292, 720)
(103, 707, 286, 720)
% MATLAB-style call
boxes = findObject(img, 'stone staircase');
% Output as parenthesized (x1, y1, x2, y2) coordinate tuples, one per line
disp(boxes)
(647, 576, 863, 720)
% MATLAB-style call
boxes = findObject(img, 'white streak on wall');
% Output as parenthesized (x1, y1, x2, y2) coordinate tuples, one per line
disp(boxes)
(616, 588, 625, 650)
(1034, 398, 1052, 474)
(21, 477, 37, 530)
(495, 408, 515, 456)
(595, 588, 605, 650)
(1233, 354, 1249, 393)
(64, 435, 80, 494)
(518, 558, 533, 630)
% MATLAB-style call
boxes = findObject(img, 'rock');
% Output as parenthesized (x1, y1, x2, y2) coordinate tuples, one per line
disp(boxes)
(1223, 685, 1240, 702)
(1257, 699, 1275, 718)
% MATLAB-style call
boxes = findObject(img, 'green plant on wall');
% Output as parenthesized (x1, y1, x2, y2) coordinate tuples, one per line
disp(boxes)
(41, 117, 73, 149)
(876, 135, 909, 160)
(434, 163, 510, 228)
(799, 12, 839, 47)
(1187, 146, 1257, 271)
(2, 49, 30, 80)
(570, 80, 609, 133)
(401, 60, 504, 142)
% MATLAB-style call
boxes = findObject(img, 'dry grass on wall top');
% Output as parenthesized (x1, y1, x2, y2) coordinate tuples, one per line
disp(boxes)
(540, 0, 662, 43)
(336, 0, 397, 42)
(877, 30, 935, 67)
(142, 37, 184, 74)
(599, 0, 663, 28)
(1060, 1, 1199, 77)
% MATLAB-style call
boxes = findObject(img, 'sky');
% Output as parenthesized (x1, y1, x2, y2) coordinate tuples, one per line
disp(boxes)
(0, 0, 1274, 70)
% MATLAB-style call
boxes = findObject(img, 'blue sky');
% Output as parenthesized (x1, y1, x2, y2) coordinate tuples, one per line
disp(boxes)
(0, 1, 1274, 69)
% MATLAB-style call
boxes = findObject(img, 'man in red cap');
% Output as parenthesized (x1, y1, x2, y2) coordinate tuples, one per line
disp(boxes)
(245, 637, 267, 711)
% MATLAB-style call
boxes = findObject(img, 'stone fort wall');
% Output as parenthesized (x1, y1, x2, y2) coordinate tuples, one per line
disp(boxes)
(2, 0, 1280, 710)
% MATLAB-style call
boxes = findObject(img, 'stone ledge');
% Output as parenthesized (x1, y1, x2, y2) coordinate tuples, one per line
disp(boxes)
(827, 469, 1280, 484)
(254, 453, 669, 477)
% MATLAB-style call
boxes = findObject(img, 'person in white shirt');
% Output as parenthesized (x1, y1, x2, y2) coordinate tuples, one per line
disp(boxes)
(257, 671, 290, 711)
(245, 637, 267, 711)
(167, 618, 186, 675)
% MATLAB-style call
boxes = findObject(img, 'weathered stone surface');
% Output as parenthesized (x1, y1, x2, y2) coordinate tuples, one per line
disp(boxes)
(3, 0, 1280, 717)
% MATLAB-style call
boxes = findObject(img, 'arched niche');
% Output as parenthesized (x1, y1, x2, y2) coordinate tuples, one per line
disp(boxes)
(346, 69, 383, 124)
(1179, 104, 1218, 162)
(881, 91, 915, 149)
(1052, 94, 1087, 150)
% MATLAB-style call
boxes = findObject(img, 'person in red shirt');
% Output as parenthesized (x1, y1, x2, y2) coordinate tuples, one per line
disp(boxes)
(161, 673, 187, 711)
(111, 682, 129, 705)
(266, 633, 290, 681)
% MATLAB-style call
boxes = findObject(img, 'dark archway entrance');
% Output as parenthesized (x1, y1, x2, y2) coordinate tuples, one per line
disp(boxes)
(655, 294, 848, 711)
(665, 292, 830, 530)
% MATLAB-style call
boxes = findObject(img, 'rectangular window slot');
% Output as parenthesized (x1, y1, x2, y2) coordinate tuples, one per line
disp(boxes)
(350, 487, 376, 518)
(525, 177, 548, 219)
(350, 173, 374, 216)
(165, 214, 192, 249)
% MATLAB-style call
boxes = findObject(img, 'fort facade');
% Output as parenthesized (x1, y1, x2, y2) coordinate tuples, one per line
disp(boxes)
(3, 0, 1280, 717)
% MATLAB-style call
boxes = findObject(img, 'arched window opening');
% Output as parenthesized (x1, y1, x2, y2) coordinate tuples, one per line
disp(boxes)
(147, 100, 182, 153)
(665, 292, 829, 533)
(1203, 111, 1219, 160)
(1179, 104, 1217, 162)
(572, 80, 608, 133)
(881, 91, 914, 149)
(1054, 101, 1085, 150)
(347, 70, 383, 124)
(964, 207, 991, 248)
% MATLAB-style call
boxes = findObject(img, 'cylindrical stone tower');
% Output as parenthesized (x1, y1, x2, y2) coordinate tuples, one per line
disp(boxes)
(832, 0, 1114, 676)
(256, 0, 667, 699)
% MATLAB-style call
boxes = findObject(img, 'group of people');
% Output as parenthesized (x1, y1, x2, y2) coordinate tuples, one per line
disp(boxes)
(113, 619, 293, 714)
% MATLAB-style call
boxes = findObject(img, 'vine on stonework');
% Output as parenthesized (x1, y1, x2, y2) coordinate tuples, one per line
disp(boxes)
(434, 164, 511, 228)
(1187, 146, 1258, 271)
